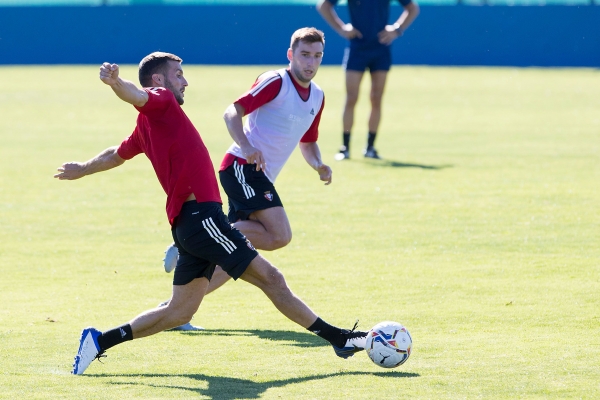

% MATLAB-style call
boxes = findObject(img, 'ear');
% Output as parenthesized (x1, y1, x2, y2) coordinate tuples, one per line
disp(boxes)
(287, 48, 293, 62)
(151, 73, 164, 87)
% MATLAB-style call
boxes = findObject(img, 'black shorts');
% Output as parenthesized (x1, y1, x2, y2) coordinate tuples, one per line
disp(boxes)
(219, 160, 284, 223)
(171, 201, 259, 286)
(343, 45, 392, 73)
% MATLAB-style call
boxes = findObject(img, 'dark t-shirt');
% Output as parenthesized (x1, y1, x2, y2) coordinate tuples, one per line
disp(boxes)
(117, 87, 222, 224)
(327, 0, 412, 50)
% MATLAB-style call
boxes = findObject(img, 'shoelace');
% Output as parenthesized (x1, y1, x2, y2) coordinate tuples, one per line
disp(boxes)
(94, 351, 107, 364)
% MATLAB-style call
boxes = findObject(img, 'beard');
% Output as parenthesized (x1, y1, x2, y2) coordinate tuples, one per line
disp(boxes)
(164, 80, 184, 105)
(290, 65, 312, 84)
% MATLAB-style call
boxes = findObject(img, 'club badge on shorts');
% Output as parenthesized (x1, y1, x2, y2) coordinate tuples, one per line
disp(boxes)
(264, 191, 273, 201)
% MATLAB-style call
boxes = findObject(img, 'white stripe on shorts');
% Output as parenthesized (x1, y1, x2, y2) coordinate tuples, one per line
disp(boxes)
(202, 217, 237, 254)
(234, 161, 256, 199)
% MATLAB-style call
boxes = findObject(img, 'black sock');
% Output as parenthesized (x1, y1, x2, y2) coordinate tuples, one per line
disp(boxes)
(342, 132, 351, 149)
(307, 317, 345, 348)
(97, 324, 133, 351)
(367, 132, 377, 149)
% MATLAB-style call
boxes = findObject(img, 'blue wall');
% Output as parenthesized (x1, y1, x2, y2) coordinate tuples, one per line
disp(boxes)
(0, 5, 598, 67)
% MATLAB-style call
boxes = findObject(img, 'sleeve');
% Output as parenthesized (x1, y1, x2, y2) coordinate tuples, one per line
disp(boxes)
(134, 87, 173, 117)
(234, 72, 283, 116)
(398, 0, 413, 6)
(117, 126, 143, 160)
(326, 0, 338, 4)
(300, 96, 325, 143)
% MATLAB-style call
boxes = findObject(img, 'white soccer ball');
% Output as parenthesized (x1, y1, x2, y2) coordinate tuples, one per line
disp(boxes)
(365, 321, 412, 368)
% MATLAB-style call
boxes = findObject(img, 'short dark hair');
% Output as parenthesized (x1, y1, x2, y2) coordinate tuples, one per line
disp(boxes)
(138, 52, 182, 87)
(290, 27, 325, 52)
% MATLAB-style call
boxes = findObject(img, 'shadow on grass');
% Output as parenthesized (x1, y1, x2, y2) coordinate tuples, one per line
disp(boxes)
(172, 328, 326, 349)
(363, 158, 453, 170)
(90, 370, 419, 399)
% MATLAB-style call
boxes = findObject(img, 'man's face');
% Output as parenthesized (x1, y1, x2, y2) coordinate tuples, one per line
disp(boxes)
(288, 41, 324, 85)
(161, 60, 188, 105)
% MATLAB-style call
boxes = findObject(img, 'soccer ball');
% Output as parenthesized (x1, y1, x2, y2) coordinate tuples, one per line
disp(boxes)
(365, 321, 412, 368)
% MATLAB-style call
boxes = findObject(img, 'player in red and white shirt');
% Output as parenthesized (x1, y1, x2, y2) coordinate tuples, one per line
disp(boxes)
(162, 28, 334, 303)
(55, 51, 367, 375)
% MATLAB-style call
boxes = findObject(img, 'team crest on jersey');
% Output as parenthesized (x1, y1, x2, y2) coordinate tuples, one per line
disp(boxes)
(310, 108, 315, 115)
(264, 191, 273, 201)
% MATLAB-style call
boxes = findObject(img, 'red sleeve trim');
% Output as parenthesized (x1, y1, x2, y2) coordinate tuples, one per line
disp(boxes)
(235, 72, 282, 116)
(300, 96, 325, 143)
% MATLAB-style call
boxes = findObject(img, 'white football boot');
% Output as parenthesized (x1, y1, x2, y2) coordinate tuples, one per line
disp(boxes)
(72, 327, 105, 375)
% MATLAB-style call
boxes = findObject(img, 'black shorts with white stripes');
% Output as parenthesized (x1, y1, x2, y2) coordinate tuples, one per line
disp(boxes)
(219, 160, 284, 223)
(171, 201, 259, 286)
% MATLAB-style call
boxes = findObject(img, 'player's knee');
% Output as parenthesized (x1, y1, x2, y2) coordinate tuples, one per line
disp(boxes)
(263, 267, 289, 292)
(165, 305, 195, 326)
(270, 232, 292, 250)
(370, 93, 383, 108)
(271, 272, 289, 295)
(345, 94, 359, 107)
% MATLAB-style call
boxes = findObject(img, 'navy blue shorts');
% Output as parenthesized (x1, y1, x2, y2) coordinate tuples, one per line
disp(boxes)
(343, 45, 392, 73)
(219, 159, 284, 223)
(171, 201, 258, 286)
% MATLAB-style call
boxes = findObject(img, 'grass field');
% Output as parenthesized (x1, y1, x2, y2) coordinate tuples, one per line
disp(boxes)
(0, 64, 599, 399)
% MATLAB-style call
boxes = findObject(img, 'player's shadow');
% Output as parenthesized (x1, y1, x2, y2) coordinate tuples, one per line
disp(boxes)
(172, 328, 326, 349)
(91, 370, 420, 399)
(364, 158, 453, 170)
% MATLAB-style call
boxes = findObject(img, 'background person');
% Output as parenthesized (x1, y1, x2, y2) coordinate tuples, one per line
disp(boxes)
(317, 0, 420, 160)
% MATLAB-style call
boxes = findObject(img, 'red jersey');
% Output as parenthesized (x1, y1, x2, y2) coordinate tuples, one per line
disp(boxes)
(117, 87, 221, 224)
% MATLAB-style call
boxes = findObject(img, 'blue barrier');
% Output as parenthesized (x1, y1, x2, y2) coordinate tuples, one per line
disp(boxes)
(0, 5, 598, 67)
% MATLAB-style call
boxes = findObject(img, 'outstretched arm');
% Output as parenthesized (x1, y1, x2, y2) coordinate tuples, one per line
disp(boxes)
(316, 0, 362, 40)
(223, 102, 266, 172)
(379, 2, 420, 45)
(299, 142, 332, 185)
(99, 63, 148, 107)
(54, 146, 125, 180)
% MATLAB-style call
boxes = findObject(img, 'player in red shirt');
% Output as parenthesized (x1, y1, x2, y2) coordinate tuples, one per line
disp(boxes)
(161, 30, 333, 332)
(55, 52, 367, 375)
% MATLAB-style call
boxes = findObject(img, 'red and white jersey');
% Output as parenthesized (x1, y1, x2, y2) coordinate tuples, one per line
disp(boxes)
(225, 68, 325, 183)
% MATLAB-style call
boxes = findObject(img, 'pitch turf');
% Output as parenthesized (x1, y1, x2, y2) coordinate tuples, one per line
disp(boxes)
(0, 65, 598, 399)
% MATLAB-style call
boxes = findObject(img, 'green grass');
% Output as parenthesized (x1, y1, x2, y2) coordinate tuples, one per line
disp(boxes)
(0, 65, 599, 399)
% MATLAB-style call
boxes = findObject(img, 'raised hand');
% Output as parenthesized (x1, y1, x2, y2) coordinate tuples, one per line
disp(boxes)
(99, 62, 120, 86)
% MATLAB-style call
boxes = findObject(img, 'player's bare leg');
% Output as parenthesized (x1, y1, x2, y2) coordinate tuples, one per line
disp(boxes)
(240, 254, 317, 328)
(337, 70, 364, 160)
(72, 277, 209, 374)
(364, 70, 388, 159)
(240, 254, 368, 358)
(132, 277, 209, 338)
(368, 70, 388, 133)
(234, 207, 292, 251)
(343, 70, 364, 133)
